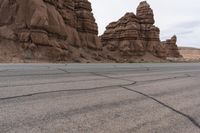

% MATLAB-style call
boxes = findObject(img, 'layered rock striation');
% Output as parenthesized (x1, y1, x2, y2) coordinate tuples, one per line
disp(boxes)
(0, 0, 182, 62)
(0, 0, 101, 62)
(101, 1, 181, 61)
(162, 35, 182, 58)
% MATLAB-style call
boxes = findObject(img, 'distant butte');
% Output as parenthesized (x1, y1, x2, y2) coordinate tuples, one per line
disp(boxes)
(0, 0, 182, 63)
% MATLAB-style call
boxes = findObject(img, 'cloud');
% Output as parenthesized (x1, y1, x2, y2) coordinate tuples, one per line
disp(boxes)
(160, 20, 200, 47)
(176, 21, 200, 29)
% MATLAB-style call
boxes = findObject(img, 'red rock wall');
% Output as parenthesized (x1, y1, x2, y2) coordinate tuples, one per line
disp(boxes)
(0, 0, 102, 62)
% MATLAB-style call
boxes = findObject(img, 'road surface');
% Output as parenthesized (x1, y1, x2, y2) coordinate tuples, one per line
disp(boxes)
(0, 63, 200, 133)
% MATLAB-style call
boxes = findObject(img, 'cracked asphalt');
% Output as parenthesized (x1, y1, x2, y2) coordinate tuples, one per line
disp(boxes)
(0, 63, 200, 133)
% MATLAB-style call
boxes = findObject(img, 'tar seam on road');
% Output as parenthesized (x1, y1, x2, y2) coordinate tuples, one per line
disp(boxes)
(91, 72, 135, 82)
(57, 68, 69, 73)
(0, 71, 147, 88)
(121, 86, 200, 130)
(92, 72, 191, 86)
(0, 82, 137, 101)
(0, 72, 191, 100)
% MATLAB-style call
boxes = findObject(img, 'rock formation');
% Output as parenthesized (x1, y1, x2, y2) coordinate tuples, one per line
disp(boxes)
(0, 0, 182, 63)
(101, 1, 181, 62)
(162, 35, 182, 58)
(0, 0, 102, 62)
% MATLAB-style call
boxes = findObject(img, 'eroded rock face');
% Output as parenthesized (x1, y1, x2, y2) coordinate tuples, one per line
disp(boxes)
(136, 1, 155, 24)
(0, 0, 182, 62)
(101, 1, 181, 60)
(101, 13, 145, 56)
(163, 35, 182, 58)
(0, 0, 101, 62)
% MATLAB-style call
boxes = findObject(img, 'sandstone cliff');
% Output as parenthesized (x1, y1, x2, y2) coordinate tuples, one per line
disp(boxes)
(162, 35, 182, 58)
(101, 1, 181, 62)
(0, 0, 182, 63)
(0, 0, 102, 62)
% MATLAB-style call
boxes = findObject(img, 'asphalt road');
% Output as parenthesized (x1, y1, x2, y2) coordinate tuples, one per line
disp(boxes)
(0, 63, 200, 133)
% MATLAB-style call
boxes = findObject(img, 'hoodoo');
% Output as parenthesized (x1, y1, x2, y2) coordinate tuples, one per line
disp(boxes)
(101, 1, 181, 62)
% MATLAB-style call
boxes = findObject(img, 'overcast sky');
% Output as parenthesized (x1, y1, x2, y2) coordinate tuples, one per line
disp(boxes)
(89, 0, 200, 48)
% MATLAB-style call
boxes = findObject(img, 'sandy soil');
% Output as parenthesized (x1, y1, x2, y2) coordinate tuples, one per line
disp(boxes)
(179, 47, 200, 60)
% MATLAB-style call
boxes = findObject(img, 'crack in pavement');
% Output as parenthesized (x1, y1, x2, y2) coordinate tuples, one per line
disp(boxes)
(91, 72, 135, 82)
(0, 82, 137, 101)
(0, 74, 195, 132)
(0, 69, 148, 78)
(0, 95, 151, 133)
(93, 72, 200, 129)
(92, 72, 192, 85)
(0, 73, 191, 101)
(136, 74, 191, 85)
(57, 68, 69, 73)
(1, 71, 189, 89)
(121, 86, 200, 130)
(53, 68, 152, 75)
